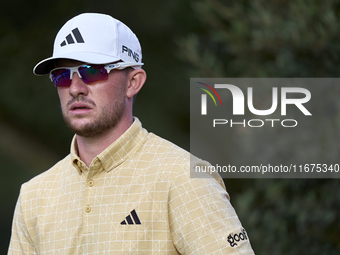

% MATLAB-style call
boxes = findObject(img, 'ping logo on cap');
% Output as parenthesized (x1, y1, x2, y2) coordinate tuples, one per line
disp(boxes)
(122, 45, 139, 62)
(60, 28, 85, 47)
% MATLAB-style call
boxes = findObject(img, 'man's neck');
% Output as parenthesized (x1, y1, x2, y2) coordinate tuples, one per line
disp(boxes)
(75, 117, 133, 167)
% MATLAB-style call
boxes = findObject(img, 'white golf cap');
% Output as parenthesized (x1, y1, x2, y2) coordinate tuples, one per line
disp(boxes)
(33, 13, 143, 75)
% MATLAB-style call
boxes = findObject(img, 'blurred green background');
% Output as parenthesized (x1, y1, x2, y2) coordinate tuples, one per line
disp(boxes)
(1, 0, 340, 254)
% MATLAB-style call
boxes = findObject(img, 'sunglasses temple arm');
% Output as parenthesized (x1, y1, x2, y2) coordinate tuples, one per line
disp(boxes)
(105, 62, 144, 73)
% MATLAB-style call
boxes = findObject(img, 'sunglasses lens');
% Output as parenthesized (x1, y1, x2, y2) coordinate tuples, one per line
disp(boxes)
(51, 69, 71, 87)
(79, 65, 108, 84)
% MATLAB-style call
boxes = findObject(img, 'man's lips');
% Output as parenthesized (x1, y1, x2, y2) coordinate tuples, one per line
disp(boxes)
(69, 102, 93, 114)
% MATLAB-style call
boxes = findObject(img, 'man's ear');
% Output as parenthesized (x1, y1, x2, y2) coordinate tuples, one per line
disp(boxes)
(126, 68, 147, 98)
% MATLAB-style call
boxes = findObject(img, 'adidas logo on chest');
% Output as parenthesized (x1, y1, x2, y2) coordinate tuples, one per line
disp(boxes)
(121, 209, 141, 225)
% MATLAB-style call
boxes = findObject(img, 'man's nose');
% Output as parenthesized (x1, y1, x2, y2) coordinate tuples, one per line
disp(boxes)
(69, 73, 89, 97)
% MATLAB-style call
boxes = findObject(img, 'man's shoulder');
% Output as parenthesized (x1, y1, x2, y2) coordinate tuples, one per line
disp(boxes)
(143, 132, 226, 189)
(142, 133, 214, 172)
(21, 154, 73, 190)
(144, 132, 214, 166)
(144, 132, 190, 162)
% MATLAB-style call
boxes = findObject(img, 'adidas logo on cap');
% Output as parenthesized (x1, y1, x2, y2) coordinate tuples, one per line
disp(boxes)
(60, 27, 85, 47)
(121, 209, 141, 225)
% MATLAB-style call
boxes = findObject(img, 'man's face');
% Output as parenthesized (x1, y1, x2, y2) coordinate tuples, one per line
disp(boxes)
(56, 60, 129, 137)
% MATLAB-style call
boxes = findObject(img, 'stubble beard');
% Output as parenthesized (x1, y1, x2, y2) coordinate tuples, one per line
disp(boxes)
(62, 93, 126, 138)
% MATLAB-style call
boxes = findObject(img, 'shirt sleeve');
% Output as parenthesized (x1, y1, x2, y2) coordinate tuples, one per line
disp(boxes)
(8, 186, 37, 255)
(168, 160, 255, 255)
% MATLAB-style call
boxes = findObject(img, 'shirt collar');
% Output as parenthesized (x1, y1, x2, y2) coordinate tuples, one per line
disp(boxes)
(71, 117, 148, 174)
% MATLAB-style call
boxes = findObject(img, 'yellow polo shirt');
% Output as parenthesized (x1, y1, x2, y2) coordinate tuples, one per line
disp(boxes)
(8, 118, 254, 254)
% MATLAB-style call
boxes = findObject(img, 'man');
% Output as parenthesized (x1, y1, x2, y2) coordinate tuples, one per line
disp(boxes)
(8, 13, 254, 254)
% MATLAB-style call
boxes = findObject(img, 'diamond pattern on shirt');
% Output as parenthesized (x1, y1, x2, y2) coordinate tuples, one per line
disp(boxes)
(8, 118, 254, 255)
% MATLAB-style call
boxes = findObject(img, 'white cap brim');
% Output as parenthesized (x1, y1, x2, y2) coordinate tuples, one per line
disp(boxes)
(33, 52, 121, 75)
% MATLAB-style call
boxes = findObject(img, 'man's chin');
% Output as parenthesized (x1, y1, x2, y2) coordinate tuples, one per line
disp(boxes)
(63, 118, 96, 137)
(69, 125, 106, 138)
(64, 118, 117, 138)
